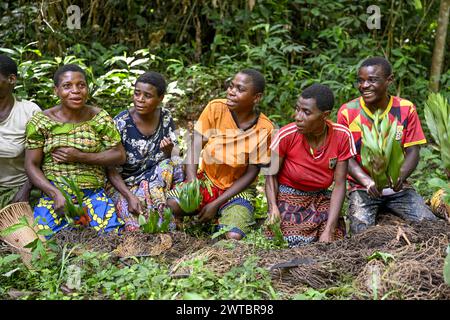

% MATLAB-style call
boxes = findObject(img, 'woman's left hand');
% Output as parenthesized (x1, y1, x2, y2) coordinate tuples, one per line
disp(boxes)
(51, 147, 82, 163)
(160, 137, 174, 156)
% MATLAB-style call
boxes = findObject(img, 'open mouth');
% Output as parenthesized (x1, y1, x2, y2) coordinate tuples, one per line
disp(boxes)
(70, 98, 83, 104)
(361, 91, 375, 98)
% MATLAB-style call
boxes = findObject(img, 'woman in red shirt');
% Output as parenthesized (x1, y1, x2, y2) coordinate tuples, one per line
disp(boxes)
(265, 84, 356, 247)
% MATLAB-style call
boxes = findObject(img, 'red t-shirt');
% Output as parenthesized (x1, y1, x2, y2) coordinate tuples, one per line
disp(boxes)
(270, 120, 356, 191)
(337, 96, 427, 190)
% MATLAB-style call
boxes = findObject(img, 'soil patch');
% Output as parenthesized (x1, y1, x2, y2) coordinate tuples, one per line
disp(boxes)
(2, 214, 449, 299)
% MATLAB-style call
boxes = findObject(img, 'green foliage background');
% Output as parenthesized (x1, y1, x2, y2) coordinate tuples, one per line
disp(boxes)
(0, 0, 449, 300)
(1, 0, 449, 126)
(1, 0, 448, 207)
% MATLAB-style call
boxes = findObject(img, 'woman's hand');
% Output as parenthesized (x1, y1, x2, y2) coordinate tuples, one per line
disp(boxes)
(52, 190, 67, 215)
(160, 137, 174, 156)
(51, 147, 82, 163)
(198, 201, 219, 223)
(318, 229, 334, 243)
(126, 194, 143, 215)
(267, 206, 281, 225)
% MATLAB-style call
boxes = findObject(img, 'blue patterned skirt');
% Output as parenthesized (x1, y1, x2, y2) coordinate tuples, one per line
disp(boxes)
(33, 185, 124, 238)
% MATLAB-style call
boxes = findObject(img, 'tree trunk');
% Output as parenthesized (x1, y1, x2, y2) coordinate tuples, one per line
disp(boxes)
(194, 15, 202, 62)
(429, 0, 450, 92)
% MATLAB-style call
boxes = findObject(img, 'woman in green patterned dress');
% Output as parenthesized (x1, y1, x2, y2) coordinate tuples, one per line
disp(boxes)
(25, 64, 125, 236)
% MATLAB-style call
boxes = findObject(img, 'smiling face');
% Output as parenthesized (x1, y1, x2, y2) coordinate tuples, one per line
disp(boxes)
(357, 65, 393, 110)
(133, 82, 163, 115)
(294, 97, 329, 134)
(54, 71, 88, 110)
(226, 73, 261, 112)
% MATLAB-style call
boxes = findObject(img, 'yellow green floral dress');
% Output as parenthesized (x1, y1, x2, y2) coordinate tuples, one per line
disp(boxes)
(25, 109, 124, 236)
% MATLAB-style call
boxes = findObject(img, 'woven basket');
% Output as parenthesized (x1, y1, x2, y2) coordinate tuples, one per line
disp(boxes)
(0, 202, 45, 265)
(430, 189, 450, 222)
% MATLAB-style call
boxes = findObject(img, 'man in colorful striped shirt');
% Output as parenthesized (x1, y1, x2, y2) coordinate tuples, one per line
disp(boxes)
(337, 56, 436, 234)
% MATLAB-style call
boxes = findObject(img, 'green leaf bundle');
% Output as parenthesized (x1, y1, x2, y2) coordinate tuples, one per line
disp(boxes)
(360, 111, 405, 190)
(177, 179, 203, 213)
(266, 216, 287, 247)
(139, 207, 173, 234)
(139, 210, 159, 234)
(159, 207, 173, 232)
(55, 177, 86, 224)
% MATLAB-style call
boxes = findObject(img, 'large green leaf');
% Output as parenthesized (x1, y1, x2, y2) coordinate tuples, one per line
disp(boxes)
(360, 143, 372, 169)
(178, 179, 202, 213)
(149, 211, 159, 233)
(387, 139, 404, 187)
(37, 229, 53, 237)
(380, 115, 390, 141)
(138, 214, 146, 226)
(441, 136, 450, 171)
(435, 93, 448, 129)
(384, 119, 398, 163)
(373, 111, 380, 135)
(0, 223, 27, 237)
(373, 168, 388, 190)
(424, 105, 440, 145)
(361, 124, 377, 151)
(159, 208, 172, 233)
(424, 93, 449, 163)
(23, 238, 39, 249)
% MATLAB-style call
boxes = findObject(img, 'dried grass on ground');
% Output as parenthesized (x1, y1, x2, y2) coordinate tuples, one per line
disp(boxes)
(2, 214, 449, 299)
(259, 215, 450, 299)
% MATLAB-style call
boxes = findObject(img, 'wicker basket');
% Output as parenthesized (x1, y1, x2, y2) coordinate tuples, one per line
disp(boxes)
(0, 202, 45, 265)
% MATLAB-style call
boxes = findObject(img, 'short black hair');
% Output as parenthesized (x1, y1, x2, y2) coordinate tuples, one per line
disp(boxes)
(239, 68, 265, 94)
(359, 56, 392, 78)
(300, 84, 335, 112)
(53, 64, 87, 86)
(0, 54, 18, 78)
(135, 71, 166, 96)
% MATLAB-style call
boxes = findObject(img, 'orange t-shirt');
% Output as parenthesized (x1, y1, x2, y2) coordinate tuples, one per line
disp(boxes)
(194, 99, 274, 190)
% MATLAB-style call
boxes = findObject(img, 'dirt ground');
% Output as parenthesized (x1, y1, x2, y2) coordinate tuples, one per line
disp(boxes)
(2, 213, 449, 300)
(259, 214, 450, 299)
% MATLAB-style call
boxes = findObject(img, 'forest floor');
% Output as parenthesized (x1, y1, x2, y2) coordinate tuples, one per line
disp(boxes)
(36, 213, 450, 300)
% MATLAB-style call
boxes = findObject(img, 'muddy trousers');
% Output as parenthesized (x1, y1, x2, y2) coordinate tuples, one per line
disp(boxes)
(348, 188, 436, 234)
